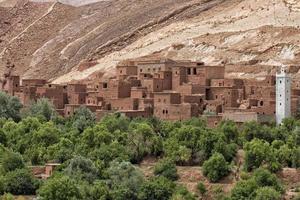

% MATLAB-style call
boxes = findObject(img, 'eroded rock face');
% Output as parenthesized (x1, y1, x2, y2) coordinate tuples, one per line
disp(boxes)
(1, 0, 300, 83)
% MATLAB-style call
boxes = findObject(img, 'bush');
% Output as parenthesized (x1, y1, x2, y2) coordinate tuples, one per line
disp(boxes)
(3, 169, 38, 195)
(106, 161, 144, 200)
(1, 193, 14, 200)
(22, 98, 57, 121)
(154, 159, 178, 181)
(0, 92, 22, 121)
(1, 151, 24, 173)
(254, 187, 281, 200)
(230, 168, 283, 200)
(244, 139, 281, 172)
(138, 176, 176, 200)
(202, 153, 230, 182)
(64, 156, 99, 183)
(38, 175, 81, 200)
(171, 185, 195, 200)
(197, 181, 207, 196)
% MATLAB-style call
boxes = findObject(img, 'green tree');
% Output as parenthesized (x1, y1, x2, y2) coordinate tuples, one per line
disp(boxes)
(127, 122, 159, 163)
(138, 176, 176, 200)
(106, 161, 144, 200)
(22, 98, 57, 121)
(3, 169, 38, 195)
(202, 153, 230, 182)
(230, 168, 283, 200)
(38, 175, 81, 200)
(46, 138, 74, 163)
(254, 187, 281, 200)
(219, 120, 239, 143)
(0, 92, 22, 121)
(154, 159, 178, 181)
(244, 139, 281, 172)
(80, 181, 110, 200)
(64, 156, 99, 183)
(71, 106, 96, 132)
(1, 151, 24, 173)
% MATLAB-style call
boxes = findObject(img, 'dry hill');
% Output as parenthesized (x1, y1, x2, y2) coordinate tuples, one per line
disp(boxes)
(1, 0, 300, 83)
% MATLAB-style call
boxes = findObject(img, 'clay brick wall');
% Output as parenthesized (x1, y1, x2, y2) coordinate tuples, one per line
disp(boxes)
(177, 84, 206, 96)
(108, 98, 139, 111)
(154, 92, 181, 105)
(141, 78, 164, 92)
(4, 76, 20, 95)
(131, 87, 148, 99)
(117, 66, 137, 77)
(36, 86, 64, 109)
(172, 66, 187, 90)
(154, 103, 198, 121)
(22, 79, 47, 87)
(99, 79, 131, 99)
(205, 100, 223, 114)
(67, 84, 87, 94)
(205, 115, 223, 128)
(210, 79, 244, 88)
(68, 93, 87, 105)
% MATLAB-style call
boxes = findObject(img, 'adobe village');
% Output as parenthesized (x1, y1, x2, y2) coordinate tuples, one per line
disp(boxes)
(0, 58, 297, 126)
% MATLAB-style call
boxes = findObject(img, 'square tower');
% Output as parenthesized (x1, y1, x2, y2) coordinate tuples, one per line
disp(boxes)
(276, 67, 291, 125)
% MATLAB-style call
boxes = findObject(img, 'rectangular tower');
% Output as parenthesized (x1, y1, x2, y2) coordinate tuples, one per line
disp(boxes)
(276, 67, 291, 125)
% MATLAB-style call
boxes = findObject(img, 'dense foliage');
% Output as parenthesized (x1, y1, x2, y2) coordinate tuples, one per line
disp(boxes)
(0, 93, 299, 199)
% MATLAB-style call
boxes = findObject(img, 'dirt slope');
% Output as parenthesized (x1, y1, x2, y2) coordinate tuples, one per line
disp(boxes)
(1, 0, 300, 83)
(0, 0, 224, 80)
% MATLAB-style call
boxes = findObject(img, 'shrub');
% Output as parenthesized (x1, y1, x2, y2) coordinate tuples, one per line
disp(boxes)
(22, 98, 57, 121)
(38, 175, 81, 200)
(154, 159, 178, 181)
(171, 185, 195, 200)
(138, 176, 176, 200)
(3, 169, 38, 195)
(197, 181, 207, 196)
(0, 92, 22, 121)
(254, 187, 281, 200)
(230, 168, 283, 200)
(1, 151, 24, 173)
(202, 153, 230, 182)
(1, 193, 14, 200)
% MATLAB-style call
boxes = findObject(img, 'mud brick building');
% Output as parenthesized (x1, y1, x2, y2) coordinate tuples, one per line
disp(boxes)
(2, 58, 300, 127)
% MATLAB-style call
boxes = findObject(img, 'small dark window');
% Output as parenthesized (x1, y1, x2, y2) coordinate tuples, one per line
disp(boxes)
(140, 69, 143, 72)
(187, 68, 191, 75)
(280, 80, 282, 84)
(193, 68, 197, 75)
(163, 110, 165, 114)
(103, 83, 108, 88)
(166, 110, 168, 114)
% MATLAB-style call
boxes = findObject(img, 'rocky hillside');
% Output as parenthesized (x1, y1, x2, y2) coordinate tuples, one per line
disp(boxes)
(0, 0, 300, 83)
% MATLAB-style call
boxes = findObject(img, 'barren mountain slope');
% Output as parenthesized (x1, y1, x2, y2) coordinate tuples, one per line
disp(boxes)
(0, 0, 224, 80)
(53, 0, 300, 83)
(1, 0, 300, 83)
